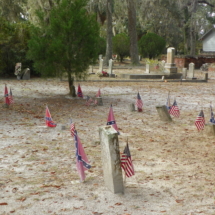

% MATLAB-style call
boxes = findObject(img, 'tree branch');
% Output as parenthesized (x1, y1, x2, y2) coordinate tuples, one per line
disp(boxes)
(198, 0, 214, 7)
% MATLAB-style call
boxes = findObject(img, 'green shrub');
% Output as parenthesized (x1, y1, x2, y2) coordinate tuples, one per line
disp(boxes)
(112, 33, 130, 62)
(138, 32, 166, 59)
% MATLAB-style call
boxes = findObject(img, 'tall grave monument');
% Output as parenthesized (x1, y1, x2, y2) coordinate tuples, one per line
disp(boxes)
(164, 47, 177, 74)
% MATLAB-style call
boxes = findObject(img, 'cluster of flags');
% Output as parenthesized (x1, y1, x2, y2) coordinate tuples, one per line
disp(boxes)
(3, 82, 213, 182)
(4, 84, 14, 106)
(77, 84, 101, 106)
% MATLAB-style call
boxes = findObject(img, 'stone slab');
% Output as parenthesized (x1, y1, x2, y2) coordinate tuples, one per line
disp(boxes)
(156, 105, 172, 122)
(99, 126, 124, 194)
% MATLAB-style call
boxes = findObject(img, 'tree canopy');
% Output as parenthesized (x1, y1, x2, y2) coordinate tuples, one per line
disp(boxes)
(27, 0, 100, 96)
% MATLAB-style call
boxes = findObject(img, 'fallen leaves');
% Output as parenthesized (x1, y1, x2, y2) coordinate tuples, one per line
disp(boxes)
(0, 202, 8, 205)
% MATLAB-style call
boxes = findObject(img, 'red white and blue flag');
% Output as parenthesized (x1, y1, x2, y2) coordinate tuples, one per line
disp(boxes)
(74, 130, 91, 182)
(45, 106, 57, 127)
(195, 110, 205, 131)
(107, 104, 119, 134)
(85, 96, 93, 106)
(121, 142, 135, 177)
(169, 99, 180, 117)
(135, 92, 143, 112)
(77, 84, 83, 98)
(96, 89, 101, 97)
(8, 88, 14, 104)
(70, 119, 76, 137)
(210, 105, 215, 124)
(4, 84, 10, 105)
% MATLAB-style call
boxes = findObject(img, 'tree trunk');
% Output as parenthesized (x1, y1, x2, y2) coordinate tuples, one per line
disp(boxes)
(127, 0, 139, 65)
(68, 73, 76, 97)
(104, 0, 113, 66)
(189, 0, 197, 56)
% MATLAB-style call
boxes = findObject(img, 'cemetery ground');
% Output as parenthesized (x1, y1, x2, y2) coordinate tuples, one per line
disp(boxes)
(1, 71, 215, 215)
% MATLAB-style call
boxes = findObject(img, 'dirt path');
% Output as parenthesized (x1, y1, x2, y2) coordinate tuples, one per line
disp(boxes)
(1, 74, 215, 215)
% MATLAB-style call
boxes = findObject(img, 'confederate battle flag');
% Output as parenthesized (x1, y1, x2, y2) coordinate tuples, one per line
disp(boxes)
(45, 106, 57, 127)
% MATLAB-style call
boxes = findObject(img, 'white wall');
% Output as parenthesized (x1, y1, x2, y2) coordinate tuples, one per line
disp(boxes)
(203, 30, 215, 52)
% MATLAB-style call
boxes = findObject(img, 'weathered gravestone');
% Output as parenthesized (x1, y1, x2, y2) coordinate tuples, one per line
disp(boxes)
(204, 72, 208, 81)
(99, 54, 103, 61)
(15, 62, 22, 80)
(129, 103, 135, 112)
(22, 68, 30, 80)
(182, 68, 187, 79)
(156, 105, 172, 122)
(95, 97, 103, 106)
(164, 47, 177, 74)
(145, 64, 150, 73)
(99, 59, 103, 73)
(205, 123, 215, 136)
(187, 63, 195, 79)
(108, 59, 113, 76)
(99, 126, 124, 194)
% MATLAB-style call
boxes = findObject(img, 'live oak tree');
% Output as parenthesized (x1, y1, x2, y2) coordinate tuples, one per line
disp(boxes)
(27, 0, 100, 97)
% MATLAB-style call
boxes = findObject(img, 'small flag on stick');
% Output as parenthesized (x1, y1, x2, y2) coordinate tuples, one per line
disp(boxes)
(121, 141, 135, 177)
(74, 130, 91, 182)
(45, 106, 57, 127)
(96, 89, 101, 97)
(210, 105, 215, 124)
(169, 99, 180, 118)
(135, 92, 143, 112)
(8, 88, 14, 104)
(70, 119, 76, 137)
(195, 110, 205, 131)
(107, 104, 119, 134)
(166, 92, 171, 111)
(4, 84, 10, 106)
(85, 96, 93, 106)
(77, 84, 83, 98)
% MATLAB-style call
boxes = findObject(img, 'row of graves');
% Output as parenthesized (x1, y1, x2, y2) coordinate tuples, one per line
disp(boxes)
(2, 83, 215, 194)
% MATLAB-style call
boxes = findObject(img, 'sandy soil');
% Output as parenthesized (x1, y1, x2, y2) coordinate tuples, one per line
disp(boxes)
(1, 70, 215, 215)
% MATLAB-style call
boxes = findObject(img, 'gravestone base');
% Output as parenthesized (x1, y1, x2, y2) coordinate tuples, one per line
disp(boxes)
(205, 123, 215, 136)
(109, 74, 116, 78)
(2, 104, 9, 108)
(164, 65, 178, 74)
(156, 105, 172, 122)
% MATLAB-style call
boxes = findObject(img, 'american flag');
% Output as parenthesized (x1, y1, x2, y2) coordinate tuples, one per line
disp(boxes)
(210, 105, 215, 124)
(77, 84, 83, 98)
(4, 84, 10, 105)
(121, 142, 134, 177)
(166, 92, 171, 111)
(169, 99, 180, 117)
(96, 89, 101, 97)
(135, 92, 143, 112)
(195, 110, 205, 131)
(8, 88, 14, 104)
(70, 119, 76, 137)
(74, 130, 91, 182)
